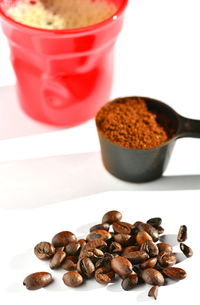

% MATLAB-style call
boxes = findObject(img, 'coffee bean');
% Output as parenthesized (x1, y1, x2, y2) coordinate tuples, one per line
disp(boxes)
(134, 222, 159, 242)
(109, 241, 122, 253)
(114, 233, 133, 246)
(79, 248, 104, 263)
(122, 246, 140, 256)
(77, 257, 95, 279)
(178, 225, 187, 242)
(102, 210, 122, 224)
(147, 218, 162, 229)
(95, 267, 115, 285)
(23, 272, 53, 290)
(162, 267, 187, 280)
(132, 265, 142, 276)
(123, 250, 149, 264)
(140, 257, 157, 269)
(63, 272, 83, 287)
(83, 239, 107, 252)
(111, 256, 133, 278)
(55, 246, 65, 252)
(86, 230, 112, 242)
(121, 273, 138, 290)
(148, 285, 159, 300)
(157, 226, 164, 235)
(180, 243, 193, 258)
(140, 241, 159, 257)
(49, 251, 66, 269)
(34, 242, 55, 260)
(158, 252, 176, 267)
(65, 242, 81, 256)
(90, 223, 110, 232)
(141, 268, 165, 286)
(157, 243, 172, 253)
(61, 256, 77, 271)
(136, 231, 153, 245)
(52, 231, 77, 248)
(78, 239, 87, 249)
(132, 266, 145, 284)
(112, 222, 133, 234)
(95, 253, 114, 269)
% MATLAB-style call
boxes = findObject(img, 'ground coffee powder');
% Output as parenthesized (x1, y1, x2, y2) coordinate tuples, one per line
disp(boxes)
(96, 97, 171, 149)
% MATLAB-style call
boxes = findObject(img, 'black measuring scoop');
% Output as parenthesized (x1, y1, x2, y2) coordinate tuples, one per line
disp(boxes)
(96, 96, 200, 182)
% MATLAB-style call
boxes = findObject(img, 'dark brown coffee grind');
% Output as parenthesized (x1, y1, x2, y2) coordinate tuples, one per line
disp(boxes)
(96, 98, 170, 149)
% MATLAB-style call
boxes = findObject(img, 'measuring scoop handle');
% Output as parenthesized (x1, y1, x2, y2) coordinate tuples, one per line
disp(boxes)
(178, 116, 200, 138)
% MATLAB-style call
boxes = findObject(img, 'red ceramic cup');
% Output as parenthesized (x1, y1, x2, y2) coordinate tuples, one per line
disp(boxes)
(0, 0, 128, 126)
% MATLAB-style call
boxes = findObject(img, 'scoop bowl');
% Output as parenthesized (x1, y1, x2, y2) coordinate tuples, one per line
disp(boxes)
(96, 96, 200, 182)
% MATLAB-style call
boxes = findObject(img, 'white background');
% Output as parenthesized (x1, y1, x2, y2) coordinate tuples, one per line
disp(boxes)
(0, 0, 200, 304)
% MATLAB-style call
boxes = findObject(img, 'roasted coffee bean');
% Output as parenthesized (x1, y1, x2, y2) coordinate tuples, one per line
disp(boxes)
(102, 210, 122, 224)
(122, 246, 140, 255)
(63, 271, 83, 287)
(55, 246, 65, 252)
(180, 243, 193, 258)
(132, 266, 144, 284)
(157, 226, 164, 235)
(86, 230, 112, 242)
(95, 253, 114, 269)
(121, 273, 138, 290)
(95, 267, 115, 285)
(158, 252, 176, 267)
(112, 222, 133, 234)
(162, 267, 187, 280)
(65, 242, 81, 256)
(83, 239, 107, 251)
(61, 256, 77, 271)
(23, 272, 53, 290)
(109, 241, 122, 254)
(79, 248, 104, 263)
(90, 248, 104, 262)
(157, 243, 172, 253)
(132, 265, 142, 276)
(34, 242, 55, 260)
(114, 233, 133, 246)
(134, 221, 159, 242)
(148, 285, 158, 300)
(178, 225, 187, 242)
(52, 231, 77, 247)
(111, 256, 133, 278)
(123, 250, 149, 264)
(49, 251, 66, 269)
(90, 223, 110, 232)
(136, 231, 153, 245)
(140, 241, 159, 257)
(142, 268, 165, 286)
(131, 226, 139, 237)
(147, 218, 162, 229)
(77, 257, 95, 279)
(78, 239, 87, 248)
(140, 257, 157, 269)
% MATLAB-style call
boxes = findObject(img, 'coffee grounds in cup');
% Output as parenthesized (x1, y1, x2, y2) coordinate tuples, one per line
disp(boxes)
(96, 97, 173, 149)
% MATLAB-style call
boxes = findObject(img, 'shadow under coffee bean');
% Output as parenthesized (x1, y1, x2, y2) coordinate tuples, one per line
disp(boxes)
(22, 210, 193, 300)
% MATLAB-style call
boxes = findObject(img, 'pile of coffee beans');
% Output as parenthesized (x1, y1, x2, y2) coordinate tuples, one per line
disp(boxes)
(23, 211, 193, 300)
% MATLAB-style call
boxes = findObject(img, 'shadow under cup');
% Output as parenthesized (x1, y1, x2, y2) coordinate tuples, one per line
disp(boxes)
(0, 0, 128, 126)
(96, 97, 200, 183)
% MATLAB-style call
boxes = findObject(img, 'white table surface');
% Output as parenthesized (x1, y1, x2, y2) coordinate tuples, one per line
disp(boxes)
(0, 0, 200, 304)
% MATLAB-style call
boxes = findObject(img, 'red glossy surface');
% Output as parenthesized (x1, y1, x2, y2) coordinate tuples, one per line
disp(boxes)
(0, 0, 128, 126)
